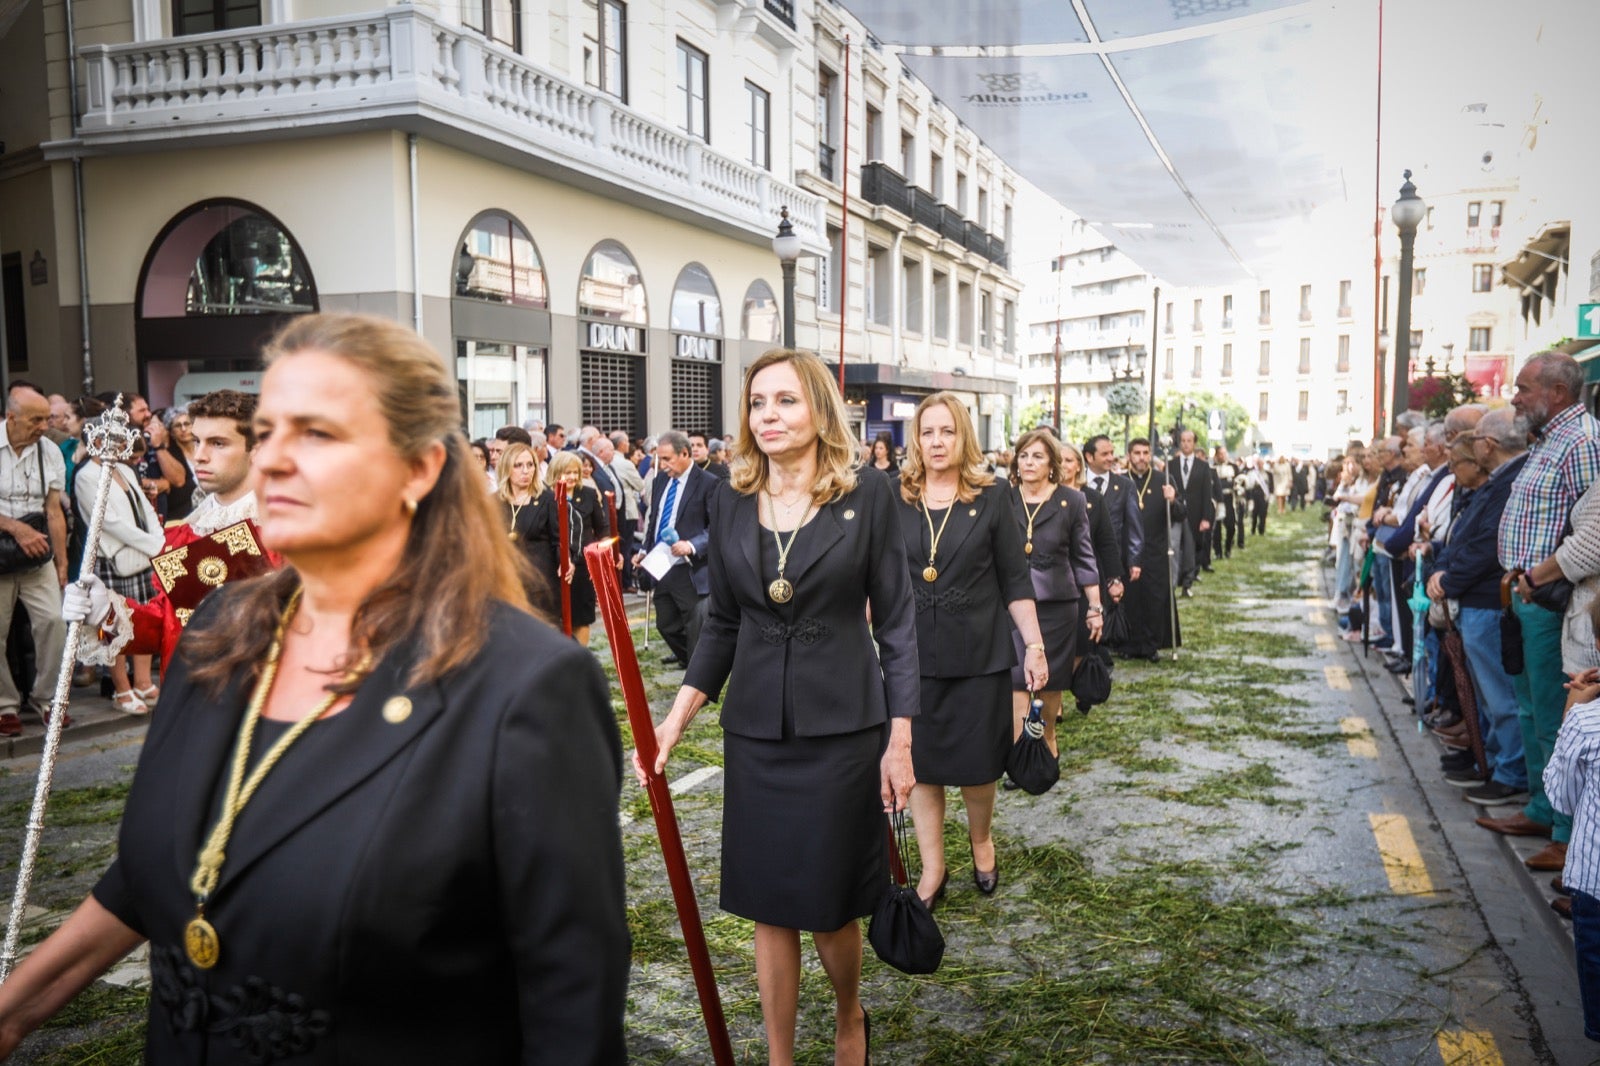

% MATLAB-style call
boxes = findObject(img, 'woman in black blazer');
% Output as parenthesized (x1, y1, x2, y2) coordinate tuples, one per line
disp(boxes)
(546, 450, 610, 645)
(2, 313, 630, 1065)
(1063, 441, 1123, 669)
(642, 349, 917, 1066)
(897, 393, 1045, 907)
(496, 441, 557, 617)
(1007, 429, 1101, 752)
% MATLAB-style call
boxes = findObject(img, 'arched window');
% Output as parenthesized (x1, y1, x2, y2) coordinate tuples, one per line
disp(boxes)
(455, 211, 547, 308)
(742, 279, 780, 343)
(671, 263, 722, 335)
(139, 201, 316, 318)
(579, 240, 647, 323)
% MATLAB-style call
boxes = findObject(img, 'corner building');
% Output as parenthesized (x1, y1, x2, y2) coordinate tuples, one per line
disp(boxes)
(0, 0, 1019, 443)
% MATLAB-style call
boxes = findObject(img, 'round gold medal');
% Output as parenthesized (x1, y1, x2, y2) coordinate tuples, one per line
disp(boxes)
(185, 915, 220, 969)
(768, 578, 794, 604)
(923, 566, 938, 583)
(1025, 542, 1034, 555)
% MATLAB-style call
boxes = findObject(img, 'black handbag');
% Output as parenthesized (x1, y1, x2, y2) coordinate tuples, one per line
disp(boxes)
(867, 810, 944, 975)
(1101, 602, 1130, 646)
(1004, 694, 1060, 795)
(1499, 574, 1523, 676)
(0, 447, 50, 576)
(1071, 653, 1112, 708)
(1530, 521, 1577, 613)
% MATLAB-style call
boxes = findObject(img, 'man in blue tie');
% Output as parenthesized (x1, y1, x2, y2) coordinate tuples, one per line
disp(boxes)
(633, 430, 715, 667)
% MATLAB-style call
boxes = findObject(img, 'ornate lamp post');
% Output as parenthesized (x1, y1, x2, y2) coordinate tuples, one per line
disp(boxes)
(772, 207, 802, 350)
(1389, 171, 1426, 424)
(1110, 348, 1146, 454)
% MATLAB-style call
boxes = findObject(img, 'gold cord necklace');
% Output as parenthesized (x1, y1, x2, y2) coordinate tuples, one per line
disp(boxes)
(183, 588, 370, 971)
(1021, 488, 1050, 556)
(507, 495, 530, 538)
(920, 493, 958, 582)
(764, 491, 814, 603)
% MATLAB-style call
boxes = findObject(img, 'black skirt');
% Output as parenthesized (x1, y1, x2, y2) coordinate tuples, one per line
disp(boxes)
(912, 670, 1011, 786)
(1010, 599, 1077, 692)
(721, 725, 887, 931)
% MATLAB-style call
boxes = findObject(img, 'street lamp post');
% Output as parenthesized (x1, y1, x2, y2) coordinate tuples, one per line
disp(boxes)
(1389, 171, 1426, 426)
(1113, 349, 1144, 454)
(772, 207, 802, 350)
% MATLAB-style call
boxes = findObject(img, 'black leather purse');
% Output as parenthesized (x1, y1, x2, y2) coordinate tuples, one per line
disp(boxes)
(0, 448, 50, 576)
(1071, 653, 1112, 709)
(867, 810, 944, 975)
(1499, 573, 1524, 676)
(1101, 602, 1130, 646)
(1004, 694, 1060, 795)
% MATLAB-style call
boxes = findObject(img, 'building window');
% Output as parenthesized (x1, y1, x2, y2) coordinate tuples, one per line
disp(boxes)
(461, 0, 520, 49)
(456, 211, 547, 308)
(1337, 279, 1351, 316)
(902, 257, 922, 333)
(976, 187, 989, 231)
(2, 255, 28, 372)
(1164, 301, 1174, 334)
(1259, 392, 1270, 421)
(174, 0, 260, 35)
(819, 225, 841, 313)
(1258, 288, 1271, 325)
(1163, 347, 1174, 380)
(1467, 201, 1482, 228)
(1191, 298, 1203, 332)
(598, 0, 627, 101)
(1297, 391, 1309, 421)
(1258, 340, 1270, 376)
(979, 291, 991, 349)
(864, 104, 882, 162)
(900, 130, 916, 182)
(741, 279, 780, 343)
(1472, 264, 1493, 293)
(929, 151, 943, 197)
(817, 69, 837, 180)
(745, 82, 770, 170)
(1298, 337, 1311, 375)
(1409, 329, 1422, 358)
(931, 269, 949, 339)
(1222, 294, 1233, 330)
(1336, 389, 1349, 414)
(1221, 342, 1233, 378)
(675, 40, 708, 141)
(1489, 201, 1504, 228)
(1336, 334, 1350, 373)
(957, 280, 974, 345)
(1469, 326, 1492, 352)
(1002, 299, 1015, 354)
(1413, 268, 1427, 296)
(1191, 345, 1202, 378)
(1298, 284, 1312, 321)
(955, 173, 969, 216)
(866, 245, 892, 327)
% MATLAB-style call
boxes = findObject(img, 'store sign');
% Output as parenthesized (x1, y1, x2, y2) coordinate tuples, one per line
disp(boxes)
(586, 320, 645, 354)
(1579, 303, 1600, 340)
(674, 334, 721, 363)
(889, 401, 917, 418)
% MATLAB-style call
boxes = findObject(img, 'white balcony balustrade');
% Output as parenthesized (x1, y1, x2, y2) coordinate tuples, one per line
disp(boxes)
(75, 9, 825, 250)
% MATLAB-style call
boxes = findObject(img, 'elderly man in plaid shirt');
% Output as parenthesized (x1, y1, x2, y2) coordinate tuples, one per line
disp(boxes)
(1477, 353, 1600, 873)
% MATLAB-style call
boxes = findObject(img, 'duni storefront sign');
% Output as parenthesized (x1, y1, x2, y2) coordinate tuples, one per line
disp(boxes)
(674, 334, 721, 363)
(585, 320, 646, 354)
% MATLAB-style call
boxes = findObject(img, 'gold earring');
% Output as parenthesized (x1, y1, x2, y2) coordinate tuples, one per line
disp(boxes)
(403, 498, 418, 516)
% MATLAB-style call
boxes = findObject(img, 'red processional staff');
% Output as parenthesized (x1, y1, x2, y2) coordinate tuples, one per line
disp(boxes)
(604, 490, 620, 580)
(584, 539, 734, 1066)
(554, 480, 572, 637)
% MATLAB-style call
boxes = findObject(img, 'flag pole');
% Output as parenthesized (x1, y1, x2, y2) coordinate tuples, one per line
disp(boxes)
(584, 540, 735, 1066)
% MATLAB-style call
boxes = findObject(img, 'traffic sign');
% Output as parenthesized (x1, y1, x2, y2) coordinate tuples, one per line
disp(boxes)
(1580, 303, 1600, 339)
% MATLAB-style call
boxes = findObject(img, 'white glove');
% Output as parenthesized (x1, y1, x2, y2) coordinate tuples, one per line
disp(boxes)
(62, 573, 113, 627)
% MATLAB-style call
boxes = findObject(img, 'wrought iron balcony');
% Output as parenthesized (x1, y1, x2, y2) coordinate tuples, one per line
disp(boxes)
(762, 0, 795, 28)
(858, 163, 1009, 267)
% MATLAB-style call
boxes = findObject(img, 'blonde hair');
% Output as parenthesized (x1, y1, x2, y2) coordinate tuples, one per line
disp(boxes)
(495, 442, 542, 502)
(729, 348, 859, 506)
(899, 392, 993, 506)
(1058, 441, 1086, 489)
(546, 450, 582, 484)
(186, 312, 531, 695)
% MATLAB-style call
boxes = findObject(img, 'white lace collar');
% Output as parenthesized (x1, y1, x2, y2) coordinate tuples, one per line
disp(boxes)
(187, 491, 258, 536)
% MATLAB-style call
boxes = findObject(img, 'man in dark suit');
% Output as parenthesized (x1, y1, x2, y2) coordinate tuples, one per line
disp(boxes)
(690, 431, 730, 480)
(633, 430, 715, 667)
(1083, 435, 1144, 585)
(1172, 429, 1216, 595)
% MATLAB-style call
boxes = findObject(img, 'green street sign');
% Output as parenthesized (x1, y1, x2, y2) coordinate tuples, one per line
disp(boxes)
(1580, 303, 1600, 339)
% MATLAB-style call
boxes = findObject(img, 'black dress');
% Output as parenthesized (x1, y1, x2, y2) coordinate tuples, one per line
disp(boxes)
(897, 482, 1035, 786)
(500, 495, 558, 618)
(1008, 485, 1098, 691)
(684, 475, 919, 933)
(559, 485, 609, 627)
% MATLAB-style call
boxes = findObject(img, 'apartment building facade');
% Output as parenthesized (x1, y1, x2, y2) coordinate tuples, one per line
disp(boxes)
(0, 0, 1019, 442)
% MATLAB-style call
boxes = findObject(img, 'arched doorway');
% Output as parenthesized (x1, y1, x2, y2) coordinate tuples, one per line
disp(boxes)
(451, 210, 550, 438)
(669, 262, 723, 437)
(577, 240, 648, 440)
(135, 199, 317, 406)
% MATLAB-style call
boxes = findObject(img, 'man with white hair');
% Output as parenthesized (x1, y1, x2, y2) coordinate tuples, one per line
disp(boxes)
(606, 432, 644, 591)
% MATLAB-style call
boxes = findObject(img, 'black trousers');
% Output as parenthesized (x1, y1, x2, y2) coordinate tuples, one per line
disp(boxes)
(653, 566, 705, 665)
(1212, 498, 1238, 557)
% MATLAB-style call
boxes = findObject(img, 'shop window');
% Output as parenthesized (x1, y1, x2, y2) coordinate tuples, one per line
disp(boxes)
(742, 280, 780, 343)
(456, 211, 547, 308)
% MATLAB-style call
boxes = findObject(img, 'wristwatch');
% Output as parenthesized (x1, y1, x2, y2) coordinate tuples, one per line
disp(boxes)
(1086, 606, 1104, 616)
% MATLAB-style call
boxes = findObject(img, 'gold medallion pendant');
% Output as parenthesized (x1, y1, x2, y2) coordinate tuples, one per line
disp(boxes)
(768, 578, 794, 604)
(923, 566, 938, 583)
(185, 914, 220, 969)
(1025, 542, 1034, 555)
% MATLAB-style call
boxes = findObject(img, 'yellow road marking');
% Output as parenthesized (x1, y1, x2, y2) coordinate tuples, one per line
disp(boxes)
(1368, 813, 1435, 895)
(1325, 665, 1351, 691)
(1436, 1030, 1502, 1065)
(1315, 632, 1338, 651)
(1340, 717, 1377, 759)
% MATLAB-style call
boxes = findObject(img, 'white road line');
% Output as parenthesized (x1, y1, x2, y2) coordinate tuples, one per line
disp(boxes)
(619, 765, 724, 826)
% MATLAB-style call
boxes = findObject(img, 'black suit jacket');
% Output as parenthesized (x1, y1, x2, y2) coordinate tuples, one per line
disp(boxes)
(642, 464, 715, 596)
(1174, 454, 1217, 526)
(1008, 484, 1098, 601)
(1081, 485, 1124, 587)
(93, 595, 630, 1065)
(1088, 471, 1144, 577)
(684, 472, 918, 739)
(578, 447, 617, 505)
(897, 482, 1035, 678)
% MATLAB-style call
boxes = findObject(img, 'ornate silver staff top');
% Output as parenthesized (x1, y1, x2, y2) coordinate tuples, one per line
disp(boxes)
(83, 396, 138, 466)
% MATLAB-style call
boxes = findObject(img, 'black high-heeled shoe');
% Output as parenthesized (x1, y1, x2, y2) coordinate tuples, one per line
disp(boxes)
(971, 840, 999, 895)
(919, 871, 948, 911)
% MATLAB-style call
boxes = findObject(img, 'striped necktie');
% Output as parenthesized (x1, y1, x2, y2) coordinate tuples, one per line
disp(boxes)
(657, 476, 679, 541)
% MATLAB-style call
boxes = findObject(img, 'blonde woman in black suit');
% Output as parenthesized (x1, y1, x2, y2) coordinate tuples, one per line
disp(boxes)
(641, 349, 918, 1066)
(897, 393, 1045, 907)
